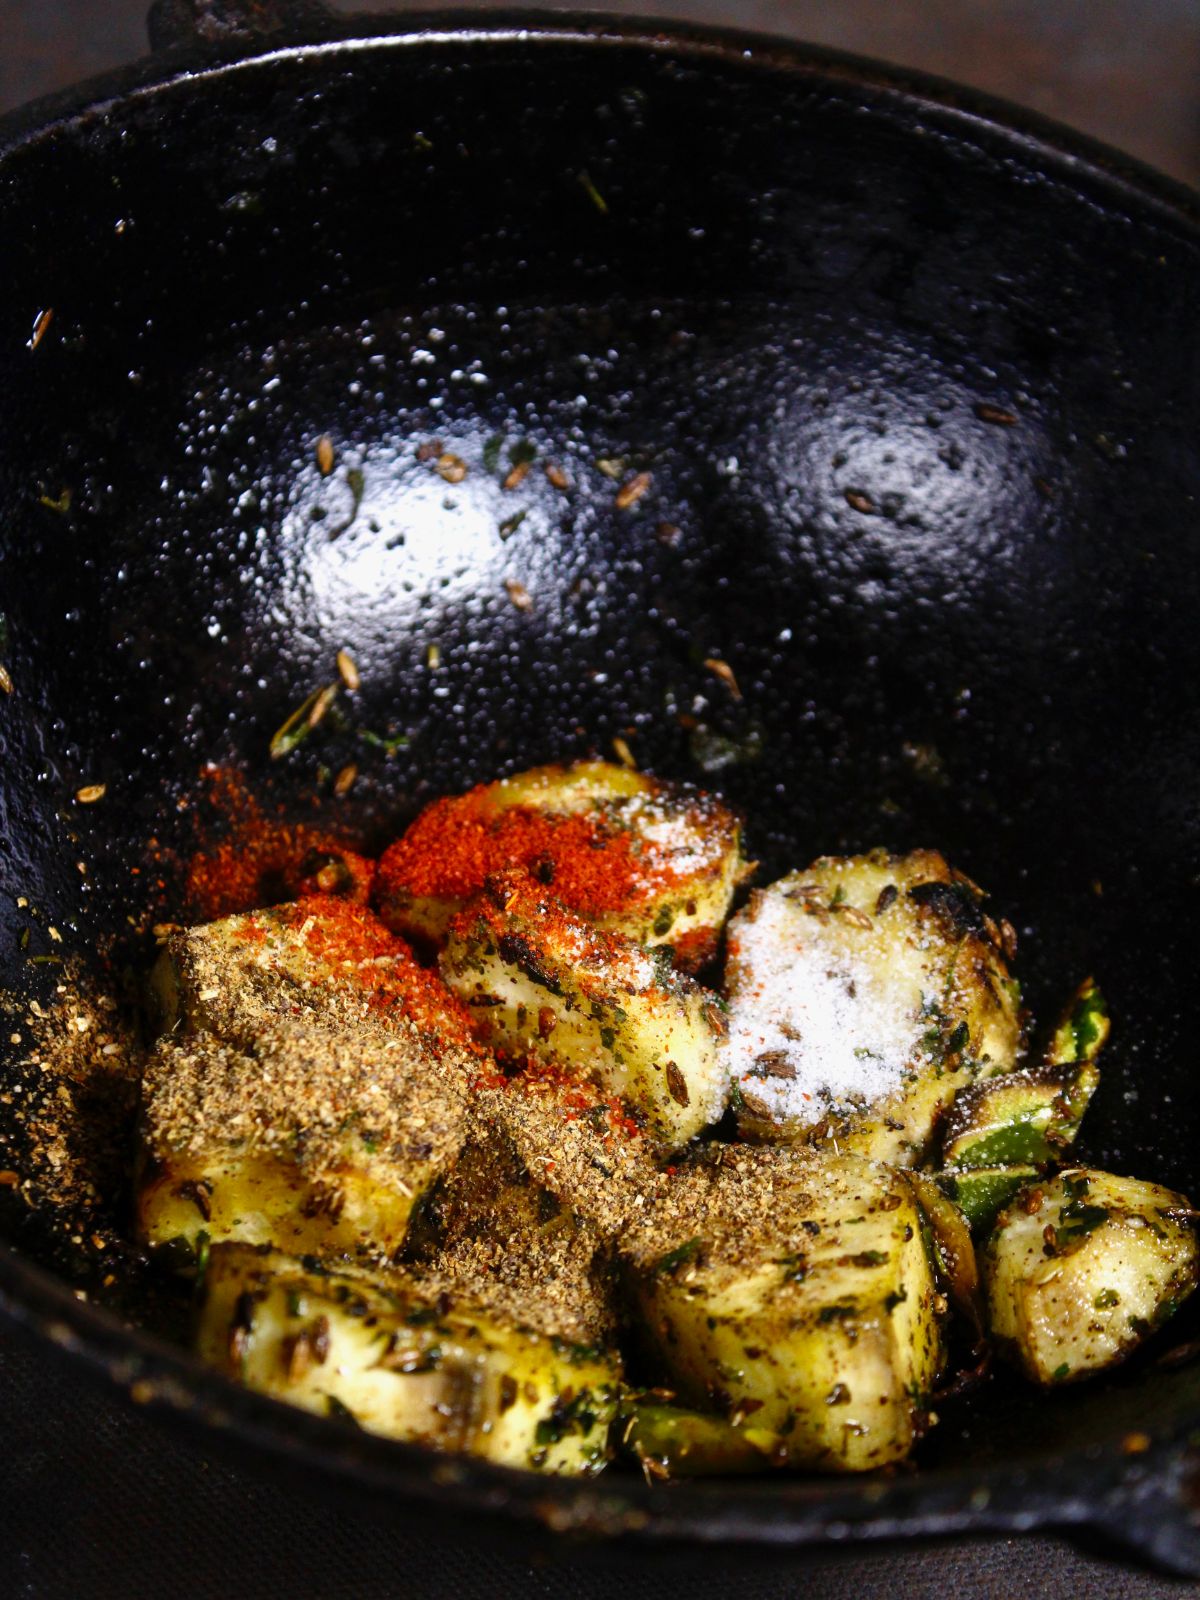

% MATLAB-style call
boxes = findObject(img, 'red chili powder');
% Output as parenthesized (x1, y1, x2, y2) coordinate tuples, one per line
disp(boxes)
(376, 790, 678, 922)
(184, 768, 375, 921)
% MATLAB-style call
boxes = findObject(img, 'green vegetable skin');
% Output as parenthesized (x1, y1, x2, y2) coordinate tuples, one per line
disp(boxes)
(1049, 976, 1111, 1066)
(939, 1059, 1100, 1170)
(623, 1402, 778, 1477)
(935, 980, 1109, 1233)
(935, 1167, 1039, 1235)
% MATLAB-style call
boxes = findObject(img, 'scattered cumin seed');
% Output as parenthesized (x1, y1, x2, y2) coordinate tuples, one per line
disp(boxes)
(665, 1061, 690, 1108)
(315, 435, 335, 476)
(503, 460, 530, 491)
(703, 657, 741, 700)
(75, 785, 106, 805)
(612, 735, 636, 769)
(844, 489, 875, 514)
(975, 402, 1018, 426)
(333, 763, 358, 797)
(426, 643, 441, 670)
(545, 463, 569, 490)
(577, 171, 609, 214)
(307, 684, 339, 729)
(840, 906, 874, 931)
(436, 452, 467, 484)
(615, 471, 651, 510)
(0, 664, 12, 695)
(504, 579, 533, 612)
(336, 649, 360, 691)
(28, 308, 54, 352)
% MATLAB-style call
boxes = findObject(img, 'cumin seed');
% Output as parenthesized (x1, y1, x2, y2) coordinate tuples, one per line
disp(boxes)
(975, 402, 1018, 426)
(336, 649, 361, 692)
(703, 657, 741, 700)
(615, 471, 651, 511)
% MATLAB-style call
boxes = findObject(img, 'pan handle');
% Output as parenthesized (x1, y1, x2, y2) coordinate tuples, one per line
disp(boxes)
(147, 0, 334, 50)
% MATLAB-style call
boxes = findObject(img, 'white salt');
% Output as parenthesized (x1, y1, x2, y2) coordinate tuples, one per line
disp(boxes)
(722, 889, 929, 1125)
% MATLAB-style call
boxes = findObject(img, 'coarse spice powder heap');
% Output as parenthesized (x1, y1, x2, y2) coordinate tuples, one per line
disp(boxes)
(142, 1020, 469, 1181)
(0, 963, 143, 1233)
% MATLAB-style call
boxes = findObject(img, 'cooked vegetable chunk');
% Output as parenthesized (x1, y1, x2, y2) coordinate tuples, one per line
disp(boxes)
(197, 1243, 621, 1473)
(149, 896, 479, 1063)
(137, 1021, 470, 1264)
(983, 1169, 1200, 1384)
(377, 760, 746, 969)
(440, 871, 728, 1147)
(622, 1146, 946, 1471)
(939, 1060, 1099, 1170)
(723, 850, 1023, 1164)
(623, 1400, 778, 1477)
(906, 1171, 984, 1340)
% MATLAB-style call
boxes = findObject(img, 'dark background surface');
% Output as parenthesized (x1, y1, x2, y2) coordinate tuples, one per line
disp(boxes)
(1, 3, 1199, 1597)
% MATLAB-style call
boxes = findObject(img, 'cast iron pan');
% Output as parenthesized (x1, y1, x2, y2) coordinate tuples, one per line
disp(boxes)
(1, 0, 1200, 1573)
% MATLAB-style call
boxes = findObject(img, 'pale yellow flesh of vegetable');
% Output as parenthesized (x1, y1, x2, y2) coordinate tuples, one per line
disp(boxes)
(722, 849, 1022, 1165)
(623, 1148, 946, 1472)
(983, 1169, 1200, 1384)
(196, 1244, 621, 1473)
(440, 871, 727, 1147)
(378, 760, 746, 967)
(137, 1148, 422, 1266)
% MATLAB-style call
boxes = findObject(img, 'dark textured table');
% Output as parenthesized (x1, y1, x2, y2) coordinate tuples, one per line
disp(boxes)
(1, 5, 1199, 1596)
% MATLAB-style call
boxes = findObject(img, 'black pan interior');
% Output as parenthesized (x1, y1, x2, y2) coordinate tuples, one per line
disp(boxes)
(1, 15, 1200, 1539)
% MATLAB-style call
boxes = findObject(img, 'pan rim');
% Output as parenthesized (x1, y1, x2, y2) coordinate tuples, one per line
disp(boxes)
(0, 9, 1196, 229)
